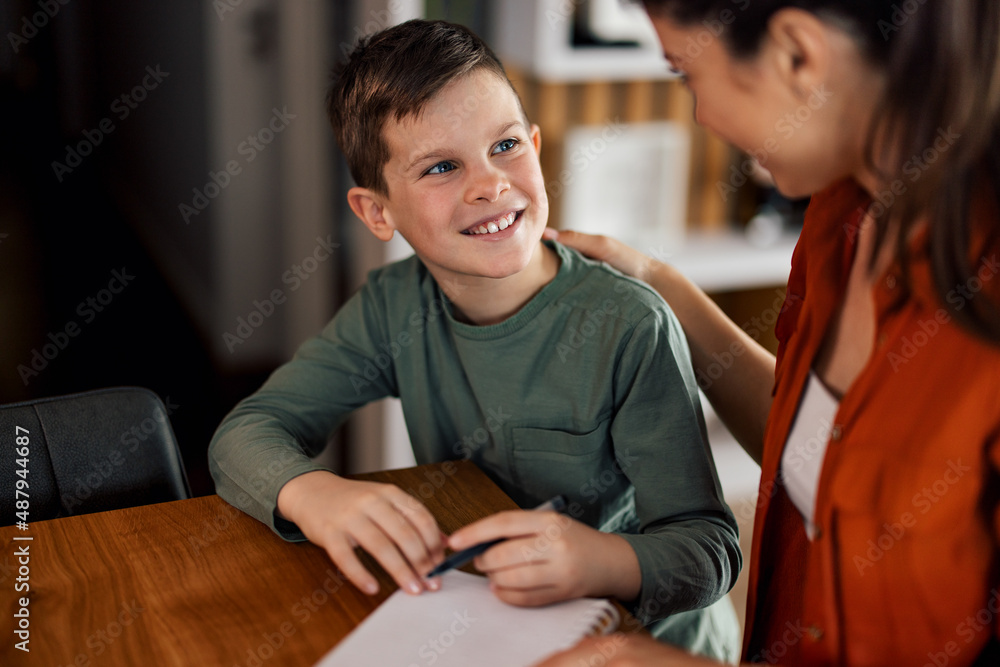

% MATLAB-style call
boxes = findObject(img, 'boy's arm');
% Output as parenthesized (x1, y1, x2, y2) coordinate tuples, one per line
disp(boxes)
(208, 288, 395, 534)
(208, 284, 446, 595)
(611, 307, 742, 621)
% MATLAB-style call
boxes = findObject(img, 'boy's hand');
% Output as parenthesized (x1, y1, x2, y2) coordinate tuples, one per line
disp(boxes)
(447, 509, 641, 607)
(277, 470, 445, 596)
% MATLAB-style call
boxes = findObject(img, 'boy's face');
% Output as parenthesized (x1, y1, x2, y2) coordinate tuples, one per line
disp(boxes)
(353, 69, 549, 288)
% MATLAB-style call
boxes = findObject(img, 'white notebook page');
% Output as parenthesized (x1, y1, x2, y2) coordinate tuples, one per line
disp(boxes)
(315, 570, 619, 667)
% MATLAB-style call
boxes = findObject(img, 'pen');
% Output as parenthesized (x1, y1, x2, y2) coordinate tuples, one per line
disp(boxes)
(426, 495, 568, 578)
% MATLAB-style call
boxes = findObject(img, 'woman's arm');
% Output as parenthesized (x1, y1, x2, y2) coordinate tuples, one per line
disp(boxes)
(546, 229, 776, 464)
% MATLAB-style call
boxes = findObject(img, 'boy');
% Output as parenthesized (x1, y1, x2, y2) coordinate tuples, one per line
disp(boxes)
(209, 19, 740, 660)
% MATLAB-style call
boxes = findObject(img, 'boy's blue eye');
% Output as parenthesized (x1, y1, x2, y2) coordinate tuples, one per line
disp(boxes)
(426, 161, 455, 175)
(493, 138, 519, 154)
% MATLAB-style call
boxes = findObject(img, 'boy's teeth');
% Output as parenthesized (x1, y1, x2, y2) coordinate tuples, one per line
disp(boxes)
(469, 212, 516, 235)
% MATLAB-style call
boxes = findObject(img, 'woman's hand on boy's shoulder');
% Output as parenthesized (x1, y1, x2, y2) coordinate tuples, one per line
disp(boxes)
(544, 228, 658, 283)
(276, 470, 445, 596)
(447, 509, 641, 607)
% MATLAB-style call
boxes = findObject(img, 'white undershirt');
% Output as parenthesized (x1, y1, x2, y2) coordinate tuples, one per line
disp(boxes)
(780, 370, 840, 539)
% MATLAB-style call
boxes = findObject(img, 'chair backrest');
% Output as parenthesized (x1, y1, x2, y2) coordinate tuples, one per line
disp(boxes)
(0, 387, 191, 526)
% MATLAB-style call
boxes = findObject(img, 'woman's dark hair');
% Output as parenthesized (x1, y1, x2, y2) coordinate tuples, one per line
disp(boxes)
(643, 0, 1000, 343)
(326, 19, 521, 197)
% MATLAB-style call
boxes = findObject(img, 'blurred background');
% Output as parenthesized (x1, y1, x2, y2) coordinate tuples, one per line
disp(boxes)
(1, 0, 807, 635)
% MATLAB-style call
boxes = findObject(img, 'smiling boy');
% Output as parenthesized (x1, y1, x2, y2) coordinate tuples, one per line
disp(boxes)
(209, 19, 741, 660)
(343, 56, 558, 325)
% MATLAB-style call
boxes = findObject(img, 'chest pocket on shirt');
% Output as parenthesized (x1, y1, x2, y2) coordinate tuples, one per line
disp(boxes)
(510, 420, 615, 523)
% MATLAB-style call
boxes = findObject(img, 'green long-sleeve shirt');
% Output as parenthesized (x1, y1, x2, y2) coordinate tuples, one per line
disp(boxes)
(209, 241, 741, 655)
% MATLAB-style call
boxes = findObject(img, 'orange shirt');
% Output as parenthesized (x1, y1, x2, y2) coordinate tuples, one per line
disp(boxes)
(742, 179, 1000, 665)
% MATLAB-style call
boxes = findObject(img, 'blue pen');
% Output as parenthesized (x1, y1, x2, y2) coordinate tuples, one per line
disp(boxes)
(427, 495, 568, 578)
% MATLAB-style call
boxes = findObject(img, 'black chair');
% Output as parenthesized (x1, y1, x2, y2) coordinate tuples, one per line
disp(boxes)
(0, 387, 191, 526)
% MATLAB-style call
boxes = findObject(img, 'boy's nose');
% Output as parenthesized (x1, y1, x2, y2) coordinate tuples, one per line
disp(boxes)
(466, 164, 510, 203)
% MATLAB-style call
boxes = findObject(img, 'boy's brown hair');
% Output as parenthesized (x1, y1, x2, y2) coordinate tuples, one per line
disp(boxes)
(327, 19, 524, 197)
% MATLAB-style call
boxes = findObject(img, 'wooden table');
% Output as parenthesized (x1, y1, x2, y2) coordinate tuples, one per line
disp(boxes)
(1, 461, 580, 666)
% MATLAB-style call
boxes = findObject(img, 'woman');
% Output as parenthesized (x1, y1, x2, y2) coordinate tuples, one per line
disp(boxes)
(537, 1, 1000, 665)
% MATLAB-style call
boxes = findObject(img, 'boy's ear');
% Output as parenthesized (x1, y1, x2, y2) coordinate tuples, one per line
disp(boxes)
(766, 8, 830, 99)
(529, 123, 542, 157)
(347, 186, 396, 242)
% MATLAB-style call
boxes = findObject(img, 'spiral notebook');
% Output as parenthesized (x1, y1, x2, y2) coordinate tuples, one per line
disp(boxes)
(315, 570, 619, 667)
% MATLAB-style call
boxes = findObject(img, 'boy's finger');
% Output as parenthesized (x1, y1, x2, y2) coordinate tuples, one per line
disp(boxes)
(544, 229, 610, 260)
(386, 488, 446, 562)
(474, 535, 552, 573)
(448, 510, 550, 550)
(367, 501, 436, 577)
(347, 517, 424, 595)
(323, 536, 380, 595)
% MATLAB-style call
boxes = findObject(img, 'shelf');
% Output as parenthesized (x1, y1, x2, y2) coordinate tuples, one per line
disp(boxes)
(641, 227, 800, 293)
(492, 0, 673, 83)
